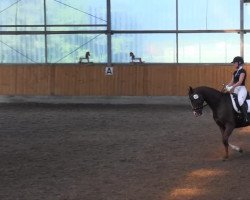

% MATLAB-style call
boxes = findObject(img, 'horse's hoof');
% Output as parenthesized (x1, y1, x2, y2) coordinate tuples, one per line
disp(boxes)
(222, 156, 229, 161)
(239, 149, 243, 153)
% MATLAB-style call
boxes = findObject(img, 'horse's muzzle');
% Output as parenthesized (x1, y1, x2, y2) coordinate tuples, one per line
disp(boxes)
(193, 110, 202, 117)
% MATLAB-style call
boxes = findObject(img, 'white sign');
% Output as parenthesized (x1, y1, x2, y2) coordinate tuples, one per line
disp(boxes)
(105, 66, 113, 75)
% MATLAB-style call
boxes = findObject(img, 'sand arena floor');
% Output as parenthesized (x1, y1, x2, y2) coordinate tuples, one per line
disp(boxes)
(1, 103, 250, 200)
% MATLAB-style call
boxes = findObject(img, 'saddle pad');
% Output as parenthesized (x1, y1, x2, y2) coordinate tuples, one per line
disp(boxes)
(230, 94, 250, 113)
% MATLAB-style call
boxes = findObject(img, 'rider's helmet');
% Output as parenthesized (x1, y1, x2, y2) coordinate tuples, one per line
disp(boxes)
(231, 56, 244, 65)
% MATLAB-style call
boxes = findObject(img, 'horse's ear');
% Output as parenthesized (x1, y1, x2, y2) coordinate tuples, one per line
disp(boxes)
(188, 86, 193, 94)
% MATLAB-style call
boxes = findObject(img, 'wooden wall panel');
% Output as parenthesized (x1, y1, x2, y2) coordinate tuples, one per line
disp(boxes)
(15, 65, 52, 95)
(0, 64, 249, 96)
(0, 66, 16, 94)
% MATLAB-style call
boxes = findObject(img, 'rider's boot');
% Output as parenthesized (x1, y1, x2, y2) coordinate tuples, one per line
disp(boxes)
(240, 104, 248, 123)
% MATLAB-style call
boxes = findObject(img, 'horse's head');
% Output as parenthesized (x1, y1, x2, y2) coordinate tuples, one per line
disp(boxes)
(188, 86, 205, 117)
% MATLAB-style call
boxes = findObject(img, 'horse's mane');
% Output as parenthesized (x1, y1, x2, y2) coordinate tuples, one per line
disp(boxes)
(195, 86, 221, 94)
(194, 86, 229, 99)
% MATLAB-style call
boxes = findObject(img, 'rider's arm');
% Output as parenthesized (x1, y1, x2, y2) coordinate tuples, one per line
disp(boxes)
(227, 75, 234, 86)
(230, 73, 246, 92)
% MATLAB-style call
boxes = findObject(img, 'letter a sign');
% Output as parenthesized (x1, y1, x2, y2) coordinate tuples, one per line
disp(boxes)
(105, 66, 113, 75)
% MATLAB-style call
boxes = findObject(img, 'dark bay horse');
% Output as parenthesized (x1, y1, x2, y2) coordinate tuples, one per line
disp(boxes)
(188, 86, 249, 160)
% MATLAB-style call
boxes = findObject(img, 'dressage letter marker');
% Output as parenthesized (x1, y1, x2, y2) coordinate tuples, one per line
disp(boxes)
(105, 66, 113, 75)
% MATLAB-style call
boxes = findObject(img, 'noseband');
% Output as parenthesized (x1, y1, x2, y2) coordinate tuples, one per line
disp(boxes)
(190, 101, 208, 112)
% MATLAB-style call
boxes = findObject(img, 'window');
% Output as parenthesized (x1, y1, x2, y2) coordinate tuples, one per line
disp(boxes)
(179, 33, 240, 63)
(0, 0, 249, 63)
(244, 3, 250, 29)
(245, 34, 250, 62)
(112, 34, 176, 63)
(46, 0, 106, 30)
(47, 34, 107, 63)
(111, 0, 176, 30)
(0, 35, 45, 63)
(179, 0, 239, 30)
(0, 0, 44, 31)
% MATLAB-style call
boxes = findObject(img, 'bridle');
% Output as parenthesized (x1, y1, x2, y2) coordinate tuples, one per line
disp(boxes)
(189, 94, 208, 112)
(191, 102, 208, 112)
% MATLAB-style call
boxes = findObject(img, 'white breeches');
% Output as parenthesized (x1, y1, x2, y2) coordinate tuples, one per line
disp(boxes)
(234, 86, 247, 106)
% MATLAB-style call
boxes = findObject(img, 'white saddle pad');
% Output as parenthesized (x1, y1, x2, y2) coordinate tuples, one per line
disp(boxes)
(230, 94, 250, 113)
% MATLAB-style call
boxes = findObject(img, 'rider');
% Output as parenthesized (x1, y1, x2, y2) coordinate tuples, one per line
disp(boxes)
(226, 56, 248, 122)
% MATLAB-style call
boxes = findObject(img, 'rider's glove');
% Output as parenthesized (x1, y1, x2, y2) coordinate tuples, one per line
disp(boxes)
(226, 85, 233, 92)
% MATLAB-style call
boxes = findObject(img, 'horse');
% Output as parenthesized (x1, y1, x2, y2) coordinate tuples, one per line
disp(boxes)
(188, 86, 250, 160)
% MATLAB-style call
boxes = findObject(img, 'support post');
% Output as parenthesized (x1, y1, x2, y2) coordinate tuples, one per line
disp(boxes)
(107, 0, 112, 66)
(44, 0, 48, 63)
(240, 0, 244, 57)
(176, 0, 179, 63)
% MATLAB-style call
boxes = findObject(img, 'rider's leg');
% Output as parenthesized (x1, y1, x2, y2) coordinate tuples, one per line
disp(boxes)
(240, 103, 248, 122)
(237, 86, 248, 122)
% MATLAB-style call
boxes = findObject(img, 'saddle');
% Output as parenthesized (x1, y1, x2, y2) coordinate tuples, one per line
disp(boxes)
(231, 92, 250, 113)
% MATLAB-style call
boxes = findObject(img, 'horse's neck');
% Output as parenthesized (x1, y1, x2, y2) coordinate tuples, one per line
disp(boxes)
(201, 88, 222, 110)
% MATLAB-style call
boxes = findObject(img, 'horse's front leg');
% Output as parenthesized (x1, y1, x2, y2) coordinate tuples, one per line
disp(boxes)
(221, 124, 234, 160)
(218, 126, 230, 160)
(228, 143, 243, 153)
